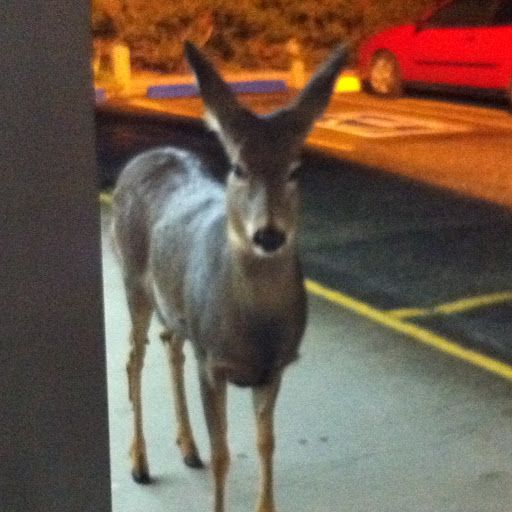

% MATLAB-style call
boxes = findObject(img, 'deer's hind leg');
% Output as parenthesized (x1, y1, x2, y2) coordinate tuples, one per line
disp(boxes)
(126, 284, 153, 484)
(161, 330, 203, 468)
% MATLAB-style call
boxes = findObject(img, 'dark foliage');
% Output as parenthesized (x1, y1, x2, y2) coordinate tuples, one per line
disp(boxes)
(92, 0, 436, 71)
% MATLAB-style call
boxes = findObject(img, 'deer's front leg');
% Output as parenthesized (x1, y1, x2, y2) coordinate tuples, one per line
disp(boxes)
(126, 290, 152, 484)
(161, 331, 203, 468)
(252, 376, 282, 512)
(199, 371, 229, 512)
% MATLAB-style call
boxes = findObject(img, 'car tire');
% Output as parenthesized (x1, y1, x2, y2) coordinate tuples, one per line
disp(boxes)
(367, 51, 403, 98)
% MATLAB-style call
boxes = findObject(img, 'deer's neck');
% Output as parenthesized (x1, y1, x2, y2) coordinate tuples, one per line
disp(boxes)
(228, 246, 302, 314)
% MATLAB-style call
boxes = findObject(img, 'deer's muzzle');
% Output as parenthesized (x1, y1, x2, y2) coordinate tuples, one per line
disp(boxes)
(253, 227, 286, 253)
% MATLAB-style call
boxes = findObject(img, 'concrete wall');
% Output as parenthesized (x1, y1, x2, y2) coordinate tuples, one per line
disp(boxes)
(0, 2, 111, 511)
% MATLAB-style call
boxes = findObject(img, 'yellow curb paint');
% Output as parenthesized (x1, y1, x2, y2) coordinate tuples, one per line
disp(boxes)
(335, 75, 361, 93)
(100, 191, 113, 206)
(305, 279, 512, 382)
(388, 291, 512, 319)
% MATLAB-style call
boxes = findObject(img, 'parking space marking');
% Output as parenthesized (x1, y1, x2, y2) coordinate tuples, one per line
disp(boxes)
(305, 279, 512, 382)
(316, 111, 474, 138)
(388, 290, 512, 319)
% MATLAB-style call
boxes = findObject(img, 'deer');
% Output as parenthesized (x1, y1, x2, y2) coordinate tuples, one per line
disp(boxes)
(111, 41, 347, 512)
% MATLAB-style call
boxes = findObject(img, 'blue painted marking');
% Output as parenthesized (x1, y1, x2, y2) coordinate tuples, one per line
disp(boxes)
(229, 80, 287, 94)
(146, 80, 287, 99)
(95, 88, 106, 103)
(147, 84, 198, 99)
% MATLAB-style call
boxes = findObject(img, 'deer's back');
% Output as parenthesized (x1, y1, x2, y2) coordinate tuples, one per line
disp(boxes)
(113, 147, 306, 387)
(112, 146, 223, 273)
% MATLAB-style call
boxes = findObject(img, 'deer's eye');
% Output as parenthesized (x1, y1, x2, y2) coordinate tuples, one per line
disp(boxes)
(232, 164, 248, 180)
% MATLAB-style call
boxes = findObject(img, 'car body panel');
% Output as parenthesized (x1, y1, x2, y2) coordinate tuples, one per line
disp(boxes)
(358, 0, 512, 95)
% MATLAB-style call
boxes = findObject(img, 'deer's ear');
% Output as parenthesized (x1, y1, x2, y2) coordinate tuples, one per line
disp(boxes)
(286, 45, 348, 136)
(184, 41, 253, 143)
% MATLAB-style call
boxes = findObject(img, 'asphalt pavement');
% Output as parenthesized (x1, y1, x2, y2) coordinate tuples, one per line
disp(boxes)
(299, 153, 512, 364)
(99, 88, 512, 208)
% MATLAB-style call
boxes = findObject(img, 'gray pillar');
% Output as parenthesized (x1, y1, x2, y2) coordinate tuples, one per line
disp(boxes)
(0, 2, 111, 511)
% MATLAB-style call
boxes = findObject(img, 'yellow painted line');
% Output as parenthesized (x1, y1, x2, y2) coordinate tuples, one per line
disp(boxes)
(335, 75, 361, 93)
(99, 191, 113, 206)
(432, 291, 512, 315)
(305, 278, 512, 382)
(389, 291, 512, 319)
(388, 307, 428, 319)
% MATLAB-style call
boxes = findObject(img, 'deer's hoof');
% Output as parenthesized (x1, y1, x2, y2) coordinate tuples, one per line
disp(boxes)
(130, 444, 151, 483)
(131, 468, 152, 484)
(184, 452, 204, 469)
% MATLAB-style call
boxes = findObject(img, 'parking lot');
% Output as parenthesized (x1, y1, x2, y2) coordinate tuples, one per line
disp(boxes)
(299, 153, 512, 366)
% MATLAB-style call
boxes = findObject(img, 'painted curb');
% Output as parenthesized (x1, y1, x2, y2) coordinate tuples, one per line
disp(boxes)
(147, 79, 287, 99)
(95, 88, 106, 103)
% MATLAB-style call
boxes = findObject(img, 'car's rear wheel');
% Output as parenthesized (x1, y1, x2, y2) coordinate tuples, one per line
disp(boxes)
(367, 51, 402, 98)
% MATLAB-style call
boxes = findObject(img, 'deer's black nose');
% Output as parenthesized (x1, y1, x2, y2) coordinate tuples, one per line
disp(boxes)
(253, 227, 286, 253)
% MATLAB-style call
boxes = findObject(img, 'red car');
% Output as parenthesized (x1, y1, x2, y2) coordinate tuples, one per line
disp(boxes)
(358, 0, 512, 104)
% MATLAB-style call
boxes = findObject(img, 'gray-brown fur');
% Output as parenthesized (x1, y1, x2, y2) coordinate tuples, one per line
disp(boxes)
(112, 41, 347, 511)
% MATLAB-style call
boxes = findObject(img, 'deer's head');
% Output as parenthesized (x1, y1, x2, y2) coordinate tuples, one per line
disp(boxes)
(185, 42, 347, 258)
